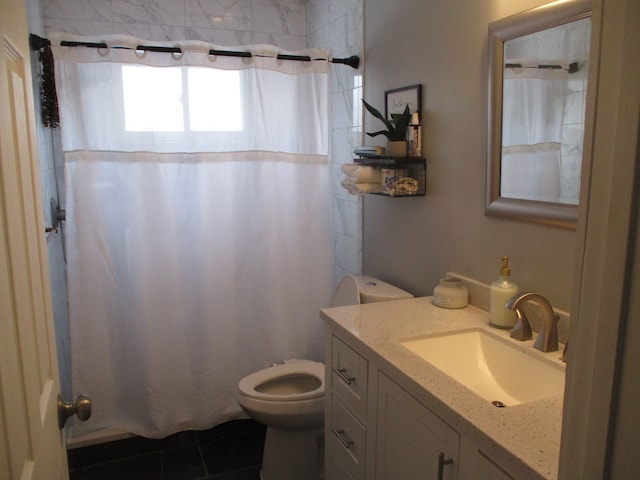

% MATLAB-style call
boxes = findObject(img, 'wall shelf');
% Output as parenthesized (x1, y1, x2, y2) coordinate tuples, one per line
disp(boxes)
(354, 156, 426, 197)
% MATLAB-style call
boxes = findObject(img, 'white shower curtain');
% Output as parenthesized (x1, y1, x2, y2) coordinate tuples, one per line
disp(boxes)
(501, 66, 566, 202)
(52, 35, 333, 438)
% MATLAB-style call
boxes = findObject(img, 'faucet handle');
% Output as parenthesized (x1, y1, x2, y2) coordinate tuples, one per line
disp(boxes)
(510, 308, 532, 341)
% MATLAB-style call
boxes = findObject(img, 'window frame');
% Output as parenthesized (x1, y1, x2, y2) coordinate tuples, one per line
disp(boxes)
(115, 64, 248, 150)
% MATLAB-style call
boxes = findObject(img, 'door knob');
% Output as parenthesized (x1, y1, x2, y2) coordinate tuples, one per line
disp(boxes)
(58, 394, 92, 429)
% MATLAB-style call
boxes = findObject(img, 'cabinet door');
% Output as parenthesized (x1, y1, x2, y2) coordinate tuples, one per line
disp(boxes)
(376, 373, 459, 480)
(474, 451, 515, 480)
(328, 460, 356, 480)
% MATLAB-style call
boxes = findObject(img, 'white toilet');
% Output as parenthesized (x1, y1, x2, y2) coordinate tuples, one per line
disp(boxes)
(237, 275, 413, 480)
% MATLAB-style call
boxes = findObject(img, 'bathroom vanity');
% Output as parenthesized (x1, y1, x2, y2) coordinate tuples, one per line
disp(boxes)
(322, 297, 566, 480)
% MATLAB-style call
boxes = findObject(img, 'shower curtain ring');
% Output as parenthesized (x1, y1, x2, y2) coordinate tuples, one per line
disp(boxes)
(97, 41, 109, 57)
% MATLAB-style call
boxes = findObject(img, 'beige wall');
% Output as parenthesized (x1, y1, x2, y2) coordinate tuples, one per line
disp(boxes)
(363, 0, 578, 310)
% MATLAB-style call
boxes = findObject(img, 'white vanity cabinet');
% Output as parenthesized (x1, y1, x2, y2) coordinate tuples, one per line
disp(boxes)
(376, 372, 459, 479)
(326, 333, 460, 480)
(323, 299, 563, 480)
(326, 329, 525, 480)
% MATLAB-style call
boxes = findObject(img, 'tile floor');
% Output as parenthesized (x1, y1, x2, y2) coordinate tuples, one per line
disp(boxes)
(67, 419, 266, 480)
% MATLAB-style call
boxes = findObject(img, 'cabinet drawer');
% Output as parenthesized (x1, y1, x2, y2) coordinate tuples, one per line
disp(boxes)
(331, 336, 368, 422)
(330, 396, 366, 480)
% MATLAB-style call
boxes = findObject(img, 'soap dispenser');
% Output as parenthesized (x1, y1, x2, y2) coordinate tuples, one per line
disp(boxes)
(489, 256, 518, 328)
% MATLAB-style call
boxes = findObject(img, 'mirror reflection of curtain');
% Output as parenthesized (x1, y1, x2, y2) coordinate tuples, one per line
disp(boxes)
(501, 67, 566, 202)
(52, 35, 333, 439)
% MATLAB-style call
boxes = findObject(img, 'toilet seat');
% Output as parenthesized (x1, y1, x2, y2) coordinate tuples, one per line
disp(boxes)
(238, 359, 324, 402)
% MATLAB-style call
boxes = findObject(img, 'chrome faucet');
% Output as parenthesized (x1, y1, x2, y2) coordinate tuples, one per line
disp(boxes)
(505, 292, 559, 352)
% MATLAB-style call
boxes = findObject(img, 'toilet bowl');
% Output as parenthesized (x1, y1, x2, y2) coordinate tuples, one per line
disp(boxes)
(238, 359, 324, 480)
(237, 275, 413, 480)
(237, 359, 324, 430)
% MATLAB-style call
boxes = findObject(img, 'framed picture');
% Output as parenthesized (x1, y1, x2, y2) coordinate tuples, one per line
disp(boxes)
(385, 84, 422, 120)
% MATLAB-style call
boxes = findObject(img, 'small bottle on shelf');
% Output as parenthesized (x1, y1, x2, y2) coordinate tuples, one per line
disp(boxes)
(408, 112, 422, 157)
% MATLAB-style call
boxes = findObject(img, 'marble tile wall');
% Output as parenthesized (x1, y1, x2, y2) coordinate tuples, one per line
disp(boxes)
(560, 17, 590, 205)
(42, 0, 307, 50)
(38, 126, 70, 401)
(27, 0, 73, 401)
(307, 0, 364, 286)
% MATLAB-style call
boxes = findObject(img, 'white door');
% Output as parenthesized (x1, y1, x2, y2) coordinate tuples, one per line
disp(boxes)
(0, 0, 69, 478)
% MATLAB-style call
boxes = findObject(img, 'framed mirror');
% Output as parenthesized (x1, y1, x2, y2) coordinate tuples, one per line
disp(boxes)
(486, 0, 591, 228)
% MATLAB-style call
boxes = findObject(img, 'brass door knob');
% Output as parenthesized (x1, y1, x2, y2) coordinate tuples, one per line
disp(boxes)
(58, 394, 92, 429)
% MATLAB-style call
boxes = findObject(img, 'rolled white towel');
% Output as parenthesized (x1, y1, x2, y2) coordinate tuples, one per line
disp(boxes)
(392, 177, 419, 196)
(340, 179, 383, 195)
(340, 164, 382, 184)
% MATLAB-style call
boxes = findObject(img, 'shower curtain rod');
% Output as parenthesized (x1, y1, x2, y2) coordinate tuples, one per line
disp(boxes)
(29, 34, 360, 69)
(505, 61, 578, 73)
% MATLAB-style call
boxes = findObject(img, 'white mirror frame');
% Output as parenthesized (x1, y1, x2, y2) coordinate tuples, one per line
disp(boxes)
(486, 0, 591, 229)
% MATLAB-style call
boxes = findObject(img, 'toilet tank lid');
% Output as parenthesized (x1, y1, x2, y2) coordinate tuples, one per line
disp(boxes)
(331, 275, 413, 307)
(357, 275, 414, 303)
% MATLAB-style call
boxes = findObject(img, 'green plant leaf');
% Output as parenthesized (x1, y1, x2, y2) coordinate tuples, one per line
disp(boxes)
(362, 99, 412, 142)
(365, 130, 393, 140)
(362, 99, 394, 132)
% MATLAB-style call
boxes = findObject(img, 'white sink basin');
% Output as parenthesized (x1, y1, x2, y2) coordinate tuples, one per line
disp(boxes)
(401, 328, 565, 406)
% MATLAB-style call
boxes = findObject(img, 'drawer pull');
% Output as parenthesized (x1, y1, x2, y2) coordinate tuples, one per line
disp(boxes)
(334, 367, 356, 385)
(331, 428, 354, 450)
(437, 452, 454, 480)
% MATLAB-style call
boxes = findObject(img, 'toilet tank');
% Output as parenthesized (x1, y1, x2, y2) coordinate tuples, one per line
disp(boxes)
(331, 275, 413, 307)
(357, 275, 413, 304)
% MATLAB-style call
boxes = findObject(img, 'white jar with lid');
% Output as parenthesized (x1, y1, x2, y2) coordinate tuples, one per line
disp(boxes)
(433, 276, 468, 309)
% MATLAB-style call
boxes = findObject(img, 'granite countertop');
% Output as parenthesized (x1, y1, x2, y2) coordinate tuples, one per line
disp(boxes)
(321, 296, 566, 480)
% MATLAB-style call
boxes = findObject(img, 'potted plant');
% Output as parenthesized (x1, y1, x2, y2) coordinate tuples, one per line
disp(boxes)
(362, 99, 412, 157)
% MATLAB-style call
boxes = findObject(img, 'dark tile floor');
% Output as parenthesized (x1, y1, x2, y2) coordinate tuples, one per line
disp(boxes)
(67, 419, 266, 480)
